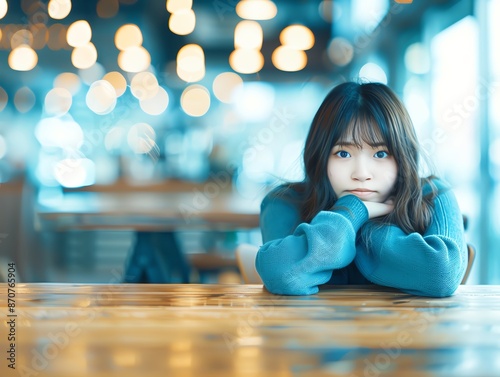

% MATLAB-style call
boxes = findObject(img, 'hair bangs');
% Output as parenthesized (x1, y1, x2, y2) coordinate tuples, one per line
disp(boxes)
(336, 111, 388, 149)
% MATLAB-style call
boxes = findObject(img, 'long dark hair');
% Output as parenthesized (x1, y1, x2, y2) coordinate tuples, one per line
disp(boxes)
(288, 81, 437, 235)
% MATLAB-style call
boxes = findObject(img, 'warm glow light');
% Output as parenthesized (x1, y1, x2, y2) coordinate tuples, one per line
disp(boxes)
(272, 45, 307, 72)
(234, 21, 263, 50)
(177, 44, 205, 82)
(0, 87, 7, 112)
(0, 0, 8, 19)
(140, 87, 169, 115)
(97, 0, 119, 18)
(117, 46, 151, 72)
(131, 72, 159, 100)
(280, 25, 315, 50)
(166, 0, 192, 13)
(54, 73, 82, 95)
(169, 9, 196, 35)
(45, 88, 72, 116)
(181, 85, 210, 117)
(103, 71, 127, 97)
(236, 0, 277, 20)
(67, 20, 92, 47)
(115, 24, 143, 50)
(86, 80, 117, 115)
(229, 49, 264, 74)
(10, 29, 33, 49)
(127, 123, 156, 154)
(212, 72, 243, 104)
(327, 37, 354, 66)
(8, 45, 38, 71)
(48, 0, 72, 20)
(71, 42, 97, 69)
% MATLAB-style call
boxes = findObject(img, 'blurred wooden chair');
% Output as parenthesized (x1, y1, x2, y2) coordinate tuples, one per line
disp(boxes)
(235, 243, 262, 284)
(461, 244, 475, 284)
(461, 215, 475, 284)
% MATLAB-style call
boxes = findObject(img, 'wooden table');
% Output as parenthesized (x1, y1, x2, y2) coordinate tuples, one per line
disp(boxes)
(35, 190, 262, 283)
(35, 191, 261, 232)
(2, 283, 500, 376)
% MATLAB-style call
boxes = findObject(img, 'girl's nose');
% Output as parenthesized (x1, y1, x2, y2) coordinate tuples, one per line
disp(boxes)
(351, 160, 372, 181)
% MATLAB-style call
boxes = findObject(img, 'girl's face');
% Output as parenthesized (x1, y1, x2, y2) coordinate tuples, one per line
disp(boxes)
(327, 139, 398, 203)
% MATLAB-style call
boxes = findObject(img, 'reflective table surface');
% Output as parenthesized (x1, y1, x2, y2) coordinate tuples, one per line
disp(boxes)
(2, 284, 500, 376)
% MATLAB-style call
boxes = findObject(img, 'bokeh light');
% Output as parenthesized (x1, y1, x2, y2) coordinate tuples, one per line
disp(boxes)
(328, 37, 354, 66)
(272, 46, 307, 72)
(8, 45, 38, 71)
(86, 80, 117, 115)
(14, 87, 36, 113)
(127, 123, 157, 154)
(103, 71, 127, 97)
(212, 72, 243, 104)
(54, 158, 95, 188)
(44, 88, 73, 116)
(236, 0, 277, 20)
(54, 72, 82, 95)
(48, 0, 72, 20)
(118, 46, 151, 72)
(35, 117, 84, 149)
(115, 24, 143, 50)
(0, 87, 8, 111)
(169, 9, 196, 36)
(177, 44, 205, 82)
(166, 0, 192, 13)
(280, 25, 315, 50)
(229, 49, 264, 74)
(0, 0, 7, 19)
(130, 71, 159, 100)
(140, 87, 169, 115)
(181, 85, 210, 117)
(71, 42, 97, 69)
(67, 20, 92, 47)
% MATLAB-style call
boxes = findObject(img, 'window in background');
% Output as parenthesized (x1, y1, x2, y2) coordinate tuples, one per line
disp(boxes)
(430, 16, 481, 282)
(487, 0, 500, 284)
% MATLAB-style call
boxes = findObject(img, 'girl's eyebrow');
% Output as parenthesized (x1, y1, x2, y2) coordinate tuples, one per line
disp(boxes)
(335, 142, 387, 147)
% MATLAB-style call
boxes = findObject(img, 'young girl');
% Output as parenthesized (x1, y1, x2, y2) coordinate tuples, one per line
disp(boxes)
(256, 81, 468, 297)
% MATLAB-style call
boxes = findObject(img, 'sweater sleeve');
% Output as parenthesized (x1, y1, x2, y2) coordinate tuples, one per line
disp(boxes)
(256, 193, 369, 295)
(355, 183, 468, 297)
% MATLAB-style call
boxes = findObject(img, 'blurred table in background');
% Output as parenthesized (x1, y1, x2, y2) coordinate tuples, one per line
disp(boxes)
(35, 180, 263, 283)
(2, 283, 499, 377)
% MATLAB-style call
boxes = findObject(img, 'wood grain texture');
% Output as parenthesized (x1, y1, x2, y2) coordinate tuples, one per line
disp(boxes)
(2, 284, 499, 377)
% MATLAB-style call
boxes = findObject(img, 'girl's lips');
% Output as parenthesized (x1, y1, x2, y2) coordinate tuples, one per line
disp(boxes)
(347, 190, 376, 197)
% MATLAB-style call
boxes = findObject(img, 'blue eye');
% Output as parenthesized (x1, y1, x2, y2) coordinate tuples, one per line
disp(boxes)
(336, 150, 350, 158)
(374, 151, 389, 158)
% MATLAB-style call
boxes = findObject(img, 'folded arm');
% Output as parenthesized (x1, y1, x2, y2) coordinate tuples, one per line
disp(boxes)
(355, 187, 468, 297)
(256, 194, 369, 295)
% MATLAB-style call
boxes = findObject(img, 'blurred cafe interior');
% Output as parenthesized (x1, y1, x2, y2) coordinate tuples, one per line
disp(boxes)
(0, 0, 499, 285)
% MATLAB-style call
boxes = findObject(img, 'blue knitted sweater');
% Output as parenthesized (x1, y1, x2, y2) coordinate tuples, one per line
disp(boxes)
(255, 179, 468, 297)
